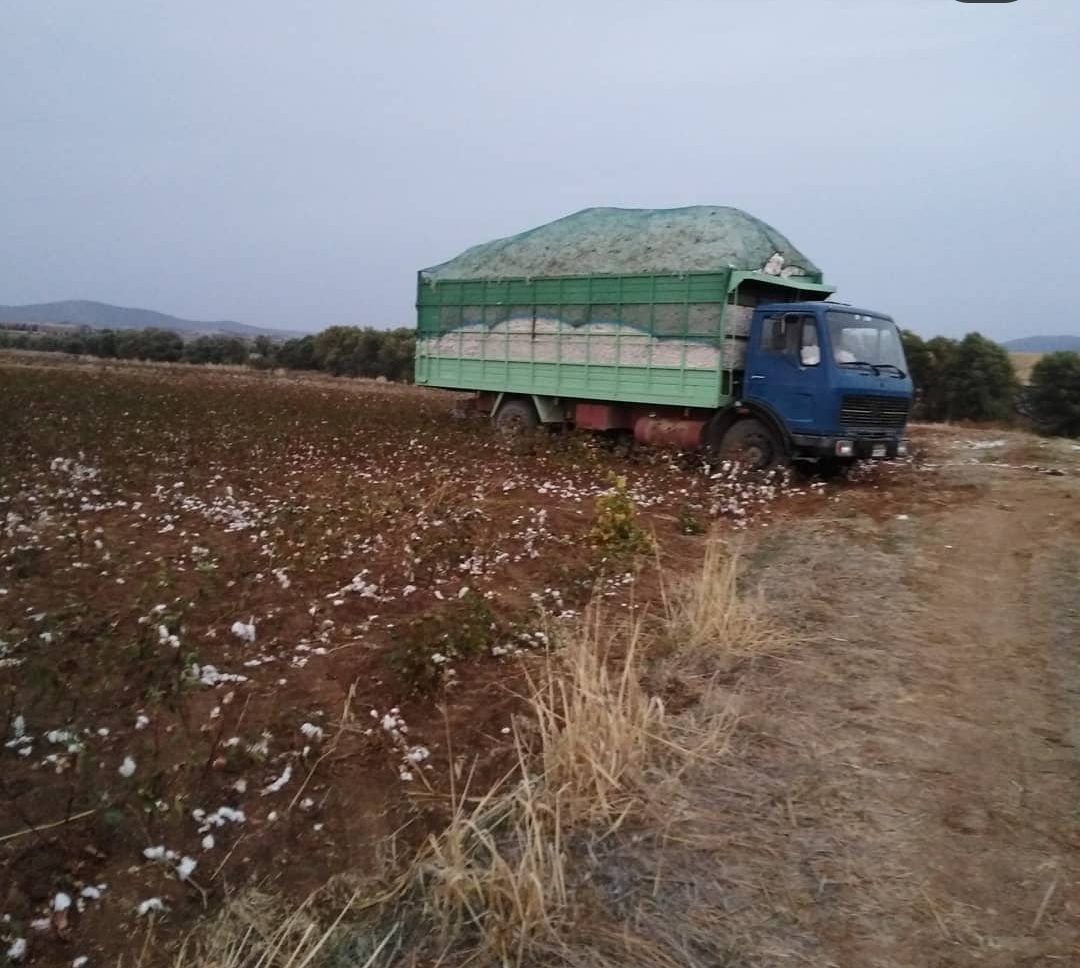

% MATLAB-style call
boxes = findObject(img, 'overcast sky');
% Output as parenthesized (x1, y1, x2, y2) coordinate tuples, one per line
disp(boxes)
(2, 0, 1076, 339)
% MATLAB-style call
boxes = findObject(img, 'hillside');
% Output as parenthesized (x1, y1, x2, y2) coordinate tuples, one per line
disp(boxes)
(1002, 334, 1080, 353)
(0, 300, 305, 338)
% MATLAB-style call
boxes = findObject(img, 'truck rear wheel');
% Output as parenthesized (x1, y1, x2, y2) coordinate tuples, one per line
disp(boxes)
(718, 418, 782, 470)
(492, 398, 539, 437)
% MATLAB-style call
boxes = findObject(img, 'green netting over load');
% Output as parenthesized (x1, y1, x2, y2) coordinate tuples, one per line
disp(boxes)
(420, 206, 822, 282)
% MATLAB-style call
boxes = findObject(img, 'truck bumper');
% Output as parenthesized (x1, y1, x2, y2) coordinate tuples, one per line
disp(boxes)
(790, 433, 910, 461)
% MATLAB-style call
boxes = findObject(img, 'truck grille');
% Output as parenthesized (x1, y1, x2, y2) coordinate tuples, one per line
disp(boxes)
(839, 394, 910, 430)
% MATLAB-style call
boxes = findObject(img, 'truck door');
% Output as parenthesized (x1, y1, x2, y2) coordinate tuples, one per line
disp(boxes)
(745, 312, 825, 429)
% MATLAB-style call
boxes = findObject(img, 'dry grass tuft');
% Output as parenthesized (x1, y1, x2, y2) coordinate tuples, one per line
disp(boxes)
(408, 767, 568, 965)
(530, 609, 669, 830)
(661, 538, 791, 676)
(401, 605, 713, 964)
(171, 887, 358, 968)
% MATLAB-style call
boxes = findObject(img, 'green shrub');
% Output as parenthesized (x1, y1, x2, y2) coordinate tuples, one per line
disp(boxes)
(588, 475, 653, 563)
(1027, 351, 1080, 438)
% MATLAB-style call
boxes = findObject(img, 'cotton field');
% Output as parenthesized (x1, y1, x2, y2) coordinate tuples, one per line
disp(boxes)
(0, 358, 908, 967)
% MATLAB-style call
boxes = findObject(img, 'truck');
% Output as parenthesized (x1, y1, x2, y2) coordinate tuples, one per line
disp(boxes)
(414, 206, 913, 475)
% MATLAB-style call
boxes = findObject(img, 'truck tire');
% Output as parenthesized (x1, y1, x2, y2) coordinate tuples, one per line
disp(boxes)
(493, 398, 539, 437)
(718, 418, 782, 470)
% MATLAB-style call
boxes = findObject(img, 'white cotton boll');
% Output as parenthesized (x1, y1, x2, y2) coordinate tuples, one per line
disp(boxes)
(176, 856, 197, 880)
(73, 957, 89, 968)
(30, 918, 51, 932)
(134, 714, 150, 730)
(202, 834, 215, 850)
(143, 845, 167, 861)
(261, 765, 292, 796)
(7, 938, 27, 961)
(80, 886, 102, 901)
(300, 723, 323, 741)
(118, 756, 136, 778)
(136, 897, 165, 916)
(230, 619, 256, 643)
(53, 892, 72, 912)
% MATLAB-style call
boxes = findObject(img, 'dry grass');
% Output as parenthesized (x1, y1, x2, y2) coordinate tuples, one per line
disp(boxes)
(176, 544, 772, 968)
(171, 885, 371, 968)
(399, 605, 733, 965)
(529, 610, 669, 831)
(660, 538, 792, 675)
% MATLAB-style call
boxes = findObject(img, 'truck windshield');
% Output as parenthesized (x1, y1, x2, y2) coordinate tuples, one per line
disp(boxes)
(826, 311, 907, 376)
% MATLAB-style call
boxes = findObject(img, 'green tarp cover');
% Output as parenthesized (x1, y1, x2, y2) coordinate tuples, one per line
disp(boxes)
(420, 206, 821, 282)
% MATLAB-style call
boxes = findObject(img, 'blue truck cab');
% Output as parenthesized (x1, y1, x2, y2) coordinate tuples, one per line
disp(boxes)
(737, 300, 913, 468)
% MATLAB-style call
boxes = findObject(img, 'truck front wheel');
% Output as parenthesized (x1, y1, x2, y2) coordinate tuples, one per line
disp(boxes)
(492, 398, 539, 437)
(718, 418, 782, 470)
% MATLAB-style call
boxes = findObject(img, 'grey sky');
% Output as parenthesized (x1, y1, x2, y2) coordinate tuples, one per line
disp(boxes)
(2, 0, 1076, 339)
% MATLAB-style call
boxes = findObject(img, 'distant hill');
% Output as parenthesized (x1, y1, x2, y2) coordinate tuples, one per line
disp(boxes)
(1002, 335, 1080, 353)
(0, 300, 306, 339)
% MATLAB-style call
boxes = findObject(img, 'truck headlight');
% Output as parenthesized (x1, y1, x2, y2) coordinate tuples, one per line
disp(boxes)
(834, 440, 854, 457)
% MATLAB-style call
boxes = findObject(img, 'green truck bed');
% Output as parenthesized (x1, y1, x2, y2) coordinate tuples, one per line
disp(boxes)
(414, 269, 834, 408)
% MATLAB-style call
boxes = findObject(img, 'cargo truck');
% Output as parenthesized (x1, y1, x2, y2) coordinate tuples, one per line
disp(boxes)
(414, 206, 913, 474)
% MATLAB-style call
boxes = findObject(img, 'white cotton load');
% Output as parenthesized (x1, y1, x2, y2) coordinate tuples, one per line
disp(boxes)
(419, 206, 821, 281)
(419, 316, 748, 370)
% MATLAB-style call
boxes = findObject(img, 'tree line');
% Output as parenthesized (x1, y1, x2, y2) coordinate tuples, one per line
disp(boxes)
(0, 325, 416, 383)
(899, 330, 1080, 437)
(1, 322, 1078, 437)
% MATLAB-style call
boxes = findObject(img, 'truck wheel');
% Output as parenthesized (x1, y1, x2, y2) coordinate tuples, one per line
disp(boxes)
(493, 398, 539, 437)
(718, 418, 782, 470)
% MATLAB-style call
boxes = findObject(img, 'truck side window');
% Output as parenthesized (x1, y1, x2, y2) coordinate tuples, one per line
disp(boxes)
(800, 319, 820, 367)
(762, 315, 786, 352)
(763, 315, 800, 353)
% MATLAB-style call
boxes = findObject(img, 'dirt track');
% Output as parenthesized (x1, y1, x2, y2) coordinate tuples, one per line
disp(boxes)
(878, 470, 1080, 964)
(724, 453, 1080, 967)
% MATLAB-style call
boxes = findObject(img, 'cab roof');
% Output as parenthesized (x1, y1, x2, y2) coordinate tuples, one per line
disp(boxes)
(757, 300, 894, 321)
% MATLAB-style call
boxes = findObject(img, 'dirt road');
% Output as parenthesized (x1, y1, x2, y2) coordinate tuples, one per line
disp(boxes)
(726, 455, 1080, 966)
(871, 472, 1079, 964)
